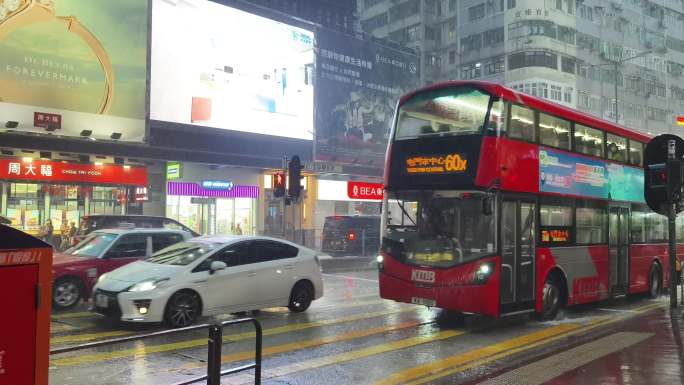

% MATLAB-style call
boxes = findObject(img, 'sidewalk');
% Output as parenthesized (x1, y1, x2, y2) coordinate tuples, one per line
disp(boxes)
(475, 302, 684, 385)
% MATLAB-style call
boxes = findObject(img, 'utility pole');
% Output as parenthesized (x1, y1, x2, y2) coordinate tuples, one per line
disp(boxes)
(667, 140, 679, 308)
(282, 155, 288, 239)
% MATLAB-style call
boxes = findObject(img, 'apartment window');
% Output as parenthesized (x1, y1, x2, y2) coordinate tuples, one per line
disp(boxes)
(508, 20, 556, 40)
(539, 113, 570, 150)
(426, 53, 441, 68)
(447, 20, 457, 40)
(507, 0, 516, 9)
(485, 56, 505, 75)
(484, 27, 504, 46)
(508, 51, 557, 70)
(389, 0, 420, 21)
(550, 85, 562, 101)
(657, 82, 666, 97)
(555, 0, 562, 10)
(574, 124, 603, 157)
(564, 87, 573, 103)
(629, 141, 643, 166)
(607, 133, 628, 163)
(468, 4, 485, 21)
(425, 26, 439, 41)
(364, 0, 385, 8)
(460, 34, 482, 53)
(508, 104, 535, 142)
(449, 0, 457, 12)
(448, 50, 456, 65)
(561, 57, 576, 74)
(461, 63, 482, 79)
(390, 24, 421, 43)
(558, 26, 575, 44)
(361, 13, 388, 31)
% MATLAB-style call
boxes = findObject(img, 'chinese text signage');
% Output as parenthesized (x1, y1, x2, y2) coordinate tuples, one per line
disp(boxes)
(315, 29, 420, 167)
(0, 159, 147, 186)
(33, 112, 61, 130)
(347, 181, 383, 200)
(539, 149, 644, 202)
(406, 154, 468, 174)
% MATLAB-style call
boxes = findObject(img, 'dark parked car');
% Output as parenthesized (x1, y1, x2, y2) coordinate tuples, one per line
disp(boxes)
(321, 215, 380, 257)
(71, 215, 198, 246)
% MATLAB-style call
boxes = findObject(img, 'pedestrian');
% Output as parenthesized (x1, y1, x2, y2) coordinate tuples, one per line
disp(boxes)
(235, 223, 243, 235)
(60, 221, 70, 250)
(40, 219, 54, 247)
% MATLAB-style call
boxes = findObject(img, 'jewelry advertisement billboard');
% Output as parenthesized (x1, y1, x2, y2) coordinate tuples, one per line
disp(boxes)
(0, 0, 149, 141)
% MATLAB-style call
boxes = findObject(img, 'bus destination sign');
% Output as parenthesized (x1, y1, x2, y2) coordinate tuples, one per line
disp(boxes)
(405, 153, 468, 174)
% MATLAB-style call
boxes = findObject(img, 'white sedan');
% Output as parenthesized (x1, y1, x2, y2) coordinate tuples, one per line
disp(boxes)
(92, 235, 324, 327)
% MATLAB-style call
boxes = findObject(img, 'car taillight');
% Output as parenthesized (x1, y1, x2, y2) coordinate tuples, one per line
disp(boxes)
(348, 232, 356, 241)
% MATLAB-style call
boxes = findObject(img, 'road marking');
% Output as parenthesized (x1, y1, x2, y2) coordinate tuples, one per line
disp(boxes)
(176, 319, 426, 372)
(51, 330, 136, 345)
(392, 302, 666, 385)
(51, 322, 98, 334)
(51, 312, 96, 320)
(225, 327, 472, 384)
(323, 273, 379, 283)
(50, 307, 420, 366)
(597, 308, 641, 313)
(262, 298, 390, 314)
(478, 332, 653, 385)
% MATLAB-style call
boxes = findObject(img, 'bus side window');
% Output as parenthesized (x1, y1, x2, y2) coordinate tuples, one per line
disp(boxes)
(487, 99, 505, 136)
(508, 104, 535, 142)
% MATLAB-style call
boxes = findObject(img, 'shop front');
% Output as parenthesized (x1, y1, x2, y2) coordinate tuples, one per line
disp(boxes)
(314, 179, 383, 250)
(0, 158, 148, 237)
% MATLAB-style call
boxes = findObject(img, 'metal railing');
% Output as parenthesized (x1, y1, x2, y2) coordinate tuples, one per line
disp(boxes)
(50, 318, 262, 385)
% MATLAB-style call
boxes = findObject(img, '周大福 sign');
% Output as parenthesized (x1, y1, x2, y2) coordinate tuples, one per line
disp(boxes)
(0, 159, 147, 186)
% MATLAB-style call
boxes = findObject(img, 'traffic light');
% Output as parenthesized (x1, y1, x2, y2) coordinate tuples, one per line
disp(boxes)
(667, 160, 683, 203)
(644, 135, 684, 215)
(273, 173, 286, 198)
(288, 155, 302, 199)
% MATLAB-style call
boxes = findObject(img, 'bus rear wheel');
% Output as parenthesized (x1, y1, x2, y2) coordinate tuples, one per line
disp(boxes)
(539, 277, 561, 320)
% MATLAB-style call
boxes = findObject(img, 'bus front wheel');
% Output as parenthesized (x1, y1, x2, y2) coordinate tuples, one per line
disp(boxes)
(539, 277, 561, 320)
(648, 263, 662, 299)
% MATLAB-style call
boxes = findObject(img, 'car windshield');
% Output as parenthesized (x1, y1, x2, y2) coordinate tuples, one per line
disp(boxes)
(395, 87, 492, 139)
(383, 190, 495, 267)
(146, 241, 221, 266)
(66, 233, 118, 258)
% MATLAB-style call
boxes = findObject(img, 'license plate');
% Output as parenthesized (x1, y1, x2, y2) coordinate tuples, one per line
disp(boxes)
(95, 294, 109, 308)
(411, 297, 436, 307)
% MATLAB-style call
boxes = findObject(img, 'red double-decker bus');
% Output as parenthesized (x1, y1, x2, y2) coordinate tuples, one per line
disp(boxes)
(378, 80, 683, 319)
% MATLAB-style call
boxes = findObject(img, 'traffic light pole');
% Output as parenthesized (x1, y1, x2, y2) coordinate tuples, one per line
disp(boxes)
(668, 141, 679, 309)
(282, 155, 288, 239)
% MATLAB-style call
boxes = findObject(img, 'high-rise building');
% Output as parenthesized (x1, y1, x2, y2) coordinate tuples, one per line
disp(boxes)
(359, 0, 684, 136)
(243, 0, 359, 33)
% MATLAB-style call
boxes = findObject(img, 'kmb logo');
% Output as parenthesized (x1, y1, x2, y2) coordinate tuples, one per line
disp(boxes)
(411, 269, 435, 283)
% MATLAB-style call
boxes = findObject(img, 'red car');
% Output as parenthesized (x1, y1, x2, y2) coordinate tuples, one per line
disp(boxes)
(52, 228, 193, 310)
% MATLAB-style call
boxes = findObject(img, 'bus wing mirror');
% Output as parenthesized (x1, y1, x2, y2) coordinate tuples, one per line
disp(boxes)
(482, 195, 494, 216)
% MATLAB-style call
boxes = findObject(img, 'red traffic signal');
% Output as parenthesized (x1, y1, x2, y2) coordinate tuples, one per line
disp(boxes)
(273, 173, 286, 197)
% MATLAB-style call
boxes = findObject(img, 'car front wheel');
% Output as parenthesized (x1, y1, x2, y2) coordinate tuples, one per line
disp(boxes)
(288, 281, 313, 313)
(53, 277, 82, 310)
(164, 291, 201, 328)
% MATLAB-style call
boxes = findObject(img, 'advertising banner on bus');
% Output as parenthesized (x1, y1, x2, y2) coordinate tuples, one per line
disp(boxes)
(0, 0, 149, 141)
(314, 30, 419, 168)
(539, 148, 644, 202)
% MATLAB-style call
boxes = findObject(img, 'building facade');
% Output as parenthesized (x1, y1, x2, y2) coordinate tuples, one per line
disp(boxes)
(359, 0, 684, 136)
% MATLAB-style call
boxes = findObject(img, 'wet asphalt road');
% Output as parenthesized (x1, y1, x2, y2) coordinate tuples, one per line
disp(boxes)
(48, 270, 681, 385)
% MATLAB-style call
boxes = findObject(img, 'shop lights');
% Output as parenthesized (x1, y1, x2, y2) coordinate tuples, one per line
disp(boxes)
(94, 162, 103, 166)
(123, 165, 131, 169)
(22, 157, 33, 163)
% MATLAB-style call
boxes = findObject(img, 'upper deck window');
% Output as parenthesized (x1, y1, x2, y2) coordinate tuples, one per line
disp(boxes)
(574, 124, 603, 158)
(628, 140, 643, 166)
(606, 133, 628, 163)
(395, 87, 491, 140)
(539, 112, 571, 150)
(508, 104, 535, 142)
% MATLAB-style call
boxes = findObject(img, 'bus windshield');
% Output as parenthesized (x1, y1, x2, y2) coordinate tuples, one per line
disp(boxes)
(395, 87, 492, 140)
(383, 191, 495, 267)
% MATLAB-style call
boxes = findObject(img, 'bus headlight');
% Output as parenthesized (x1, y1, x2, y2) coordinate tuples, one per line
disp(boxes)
(376, 254, 384, 271)
(474, 263, 495, 283)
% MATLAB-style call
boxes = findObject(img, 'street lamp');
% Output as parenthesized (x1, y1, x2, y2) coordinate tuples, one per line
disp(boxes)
(590, 47, 667, 124)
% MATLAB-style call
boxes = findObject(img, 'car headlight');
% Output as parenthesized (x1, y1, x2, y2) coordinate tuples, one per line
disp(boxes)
(97, 273, 108, 283)
(127, 278, 169, 292)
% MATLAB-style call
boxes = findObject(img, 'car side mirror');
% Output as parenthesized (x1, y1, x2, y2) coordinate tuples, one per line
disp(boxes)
(482, 195, 494, 216)
(209, 261, 227, 274)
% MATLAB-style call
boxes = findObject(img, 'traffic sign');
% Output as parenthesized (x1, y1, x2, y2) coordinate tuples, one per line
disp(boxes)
(644, 134, 684, 215)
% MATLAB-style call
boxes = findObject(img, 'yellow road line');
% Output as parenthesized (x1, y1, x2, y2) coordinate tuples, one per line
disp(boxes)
(51, 307, 420, 367)
(51, 322, 98, 334)
(226, 325, 495, 385)
(51, 330, 136, 345)
(51, 312, 95, 320)
(262, 299, 388, 314)
(382, 301, 666, 385)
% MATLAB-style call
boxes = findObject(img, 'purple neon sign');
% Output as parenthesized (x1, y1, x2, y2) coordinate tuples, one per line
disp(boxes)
(167, 182, 259, 198)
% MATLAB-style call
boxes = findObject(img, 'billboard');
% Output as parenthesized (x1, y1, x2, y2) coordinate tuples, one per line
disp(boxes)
(539, 148, 644, 202)
(0, 0, 149, 141)
(315, 30, 419, 167)
(150, 0, 314, 140)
